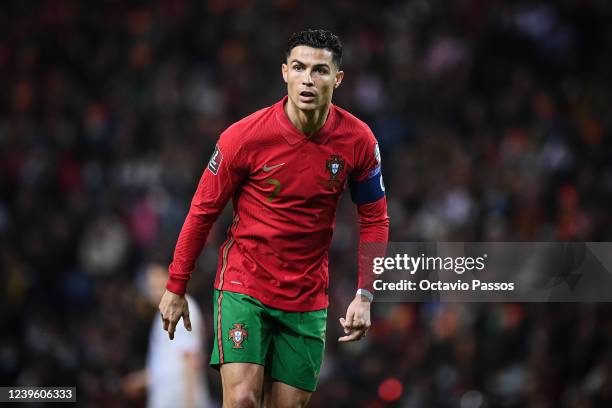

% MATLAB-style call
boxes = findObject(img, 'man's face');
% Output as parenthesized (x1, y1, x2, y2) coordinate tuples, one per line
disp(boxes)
(282, 45, 344, 112)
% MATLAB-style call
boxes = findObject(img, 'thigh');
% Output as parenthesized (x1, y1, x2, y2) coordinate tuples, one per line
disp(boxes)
(268, 308, 327, 393)
(210, 290, 271, 368)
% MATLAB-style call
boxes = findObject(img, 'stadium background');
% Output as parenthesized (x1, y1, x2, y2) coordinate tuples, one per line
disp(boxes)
(1, 0, 612, 406)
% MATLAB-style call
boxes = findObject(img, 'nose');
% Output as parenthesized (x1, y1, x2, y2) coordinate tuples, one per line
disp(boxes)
(302, 70, 314, 86)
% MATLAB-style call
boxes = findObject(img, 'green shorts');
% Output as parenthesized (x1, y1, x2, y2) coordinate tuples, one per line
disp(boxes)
(210, 290, 327, 392)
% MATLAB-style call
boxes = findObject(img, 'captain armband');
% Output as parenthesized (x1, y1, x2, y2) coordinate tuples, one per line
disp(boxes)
(349, 166, 385, 205)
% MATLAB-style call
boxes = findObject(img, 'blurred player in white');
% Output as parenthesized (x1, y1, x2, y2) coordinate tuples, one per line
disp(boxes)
(125, 263, 212, 408)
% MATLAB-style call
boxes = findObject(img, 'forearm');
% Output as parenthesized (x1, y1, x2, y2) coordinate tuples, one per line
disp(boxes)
(167, 208, 216, 294)
(357, 197, 389, 292)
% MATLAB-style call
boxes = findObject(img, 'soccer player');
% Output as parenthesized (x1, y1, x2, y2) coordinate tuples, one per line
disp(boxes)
(159, 29, 389, 407)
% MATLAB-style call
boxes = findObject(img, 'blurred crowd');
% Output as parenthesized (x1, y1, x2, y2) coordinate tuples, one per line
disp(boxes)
(1, 0, 612, 406)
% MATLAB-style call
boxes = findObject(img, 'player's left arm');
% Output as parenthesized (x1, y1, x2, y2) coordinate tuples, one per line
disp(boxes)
(339, 132, 389, 342)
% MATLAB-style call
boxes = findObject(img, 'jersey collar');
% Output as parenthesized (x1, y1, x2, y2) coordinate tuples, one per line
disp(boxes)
(275, 95, 335, 145)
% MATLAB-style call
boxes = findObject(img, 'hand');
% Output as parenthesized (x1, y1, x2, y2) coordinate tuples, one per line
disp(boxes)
(338, 294, 371, 342)
(158, 289, 192, 340)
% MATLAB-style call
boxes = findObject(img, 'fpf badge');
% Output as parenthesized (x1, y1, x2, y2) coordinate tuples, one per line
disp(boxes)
(229, 323, 248, 349)
(326, 155, 345, 181)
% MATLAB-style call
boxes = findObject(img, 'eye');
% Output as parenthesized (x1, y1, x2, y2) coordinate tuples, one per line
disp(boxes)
(293, 64, 304, 71)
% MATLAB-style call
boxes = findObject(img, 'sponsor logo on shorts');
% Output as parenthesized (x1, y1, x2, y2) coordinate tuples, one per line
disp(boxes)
(229, 323, 248, 349)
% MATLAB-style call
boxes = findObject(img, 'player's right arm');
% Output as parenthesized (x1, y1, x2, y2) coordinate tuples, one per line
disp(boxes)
(160, 128, 248, 340)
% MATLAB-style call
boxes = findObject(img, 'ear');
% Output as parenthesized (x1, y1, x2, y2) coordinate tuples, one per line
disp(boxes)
(334, 70, 344, 89)
(281, 64, 288, 83)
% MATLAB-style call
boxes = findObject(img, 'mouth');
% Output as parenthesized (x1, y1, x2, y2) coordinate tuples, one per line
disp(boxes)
(299, 90, 316, 102)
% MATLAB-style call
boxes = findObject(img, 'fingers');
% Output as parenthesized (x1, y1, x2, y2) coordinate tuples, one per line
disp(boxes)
(338, 314, 370, 342)
(169, 311, 192, 337)
(162, 313, 169, 331)
(339, 317, 349, 334)
(338, 328, 367, 342)
(168, 319, 177, 340)
(339, 317, 370, 331)
(160, 309, 179, 340)
(183, 312, 192, 332)
(183, 300, 192, 331)
(344, 310, 355, 331)
(160, 311, 184, 340)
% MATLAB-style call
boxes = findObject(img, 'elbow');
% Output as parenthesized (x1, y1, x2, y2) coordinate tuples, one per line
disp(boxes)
(189, 203, 220, 225)
(359, 213, 390, 228)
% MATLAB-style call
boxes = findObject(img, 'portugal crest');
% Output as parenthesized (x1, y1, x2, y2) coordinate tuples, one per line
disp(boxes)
(228, 323, 248, 349)
(326, 155, 345, 180)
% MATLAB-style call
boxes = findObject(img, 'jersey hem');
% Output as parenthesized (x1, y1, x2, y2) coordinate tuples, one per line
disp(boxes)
(219, 287, 329, 312)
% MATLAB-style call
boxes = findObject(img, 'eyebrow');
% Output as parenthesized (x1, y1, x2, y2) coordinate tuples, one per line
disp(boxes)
(290, 59, 331, 69)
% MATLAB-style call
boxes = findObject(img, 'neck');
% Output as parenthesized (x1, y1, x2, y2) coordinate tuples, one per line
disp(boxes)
(285, 98, 330, 137)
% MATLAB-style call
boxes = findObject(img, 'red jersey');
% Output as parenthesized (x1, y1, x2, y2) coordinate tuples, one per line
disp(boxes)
(167, 96, 389, 311)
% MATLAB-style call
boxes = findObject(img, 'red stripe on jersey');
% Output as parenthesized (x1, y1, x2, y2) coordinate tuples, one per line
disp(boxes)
(217, 237, 235, 290)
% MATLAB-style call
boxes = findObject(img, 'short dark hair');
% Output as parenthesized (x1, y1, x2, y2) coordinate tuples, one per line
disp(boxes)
(286, 29, 343, 69)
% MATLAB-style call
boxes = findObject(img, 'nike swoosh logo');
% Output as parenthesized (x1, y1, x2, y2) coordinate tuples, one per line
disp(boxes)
(262, 163, 285, 172)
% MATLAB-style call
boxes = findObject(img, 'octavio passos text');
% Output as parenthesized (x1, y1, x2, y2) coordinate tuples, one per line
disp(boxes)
(371, 254, 515, 291)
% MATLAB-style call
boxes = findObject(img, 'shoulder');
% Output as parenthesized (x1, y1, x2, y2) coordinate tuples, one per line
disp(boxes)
(332, 105, 381, 173)
(332, 104, 377, 144)
(220, 103, 277, 147)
